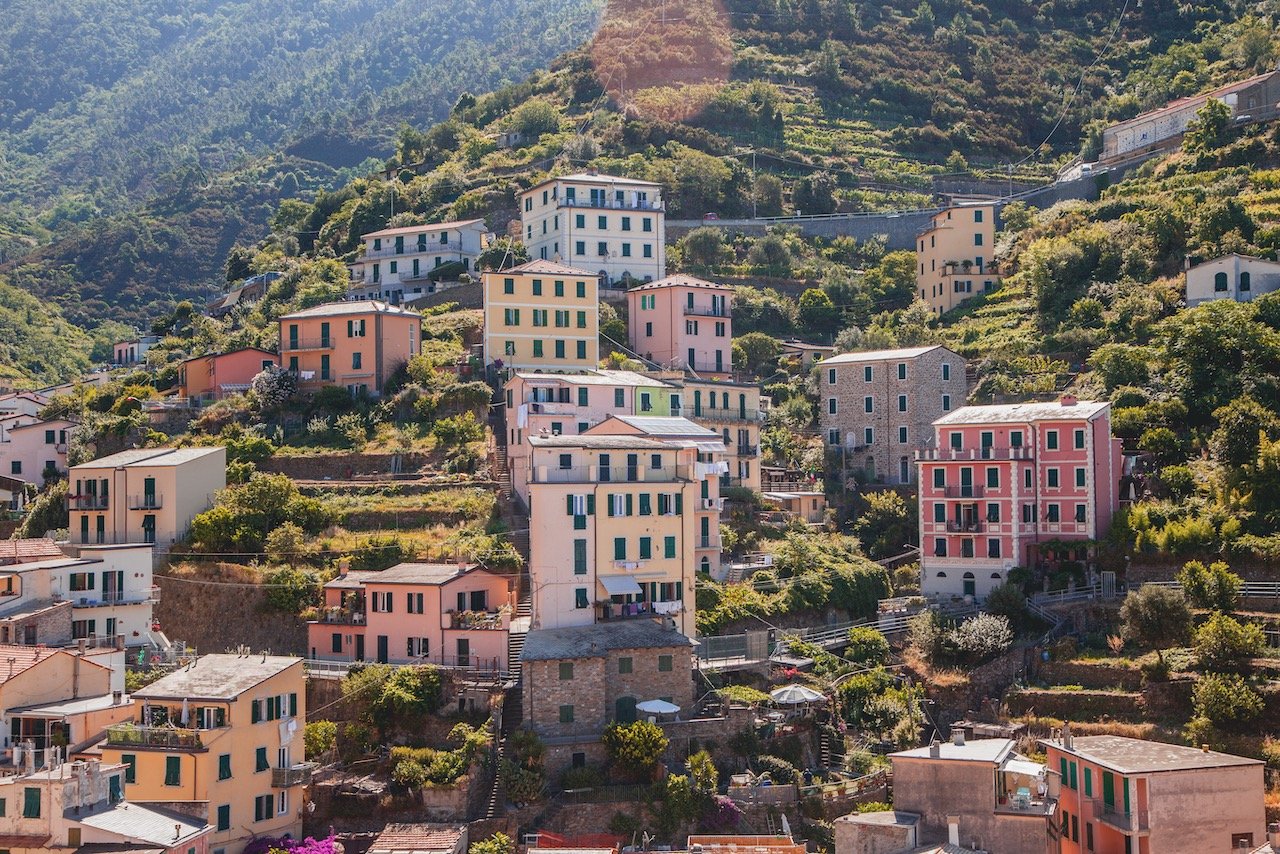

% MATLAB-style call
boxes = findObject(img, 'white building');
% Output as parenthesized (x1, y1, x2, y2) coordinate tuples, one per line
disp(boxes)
(1185, 253, 1280, 307)
(518, 173, 666, 286)
(348, 219, 489, 304)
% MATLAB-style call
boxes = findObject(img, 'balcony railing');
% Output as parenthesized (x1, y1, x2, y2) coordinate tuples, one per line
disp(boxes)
(599, 600, 681, 620)
(446, 609, 510, 630)
(697, 536, 723, 550)
(736, 444, 758, 456)
(72, 588, 161, 607)
(272, 763, 317, 788)
(105, 724, 203, 750)
(532, 464, 691, 484)
(691, 408, 763, 423)
(1091, 800, 1149, 833)
(283, 337, 334, 351)
(683, 306, 729, 318)
(916, 446, 1034, 461)
(942, 486, 984, 498)
(527, 401, 578, 415)
(68, 495, 109, 510)
(556, 198, 664, 212)
(312, 609, 365, 625)
(128, 494, 163, 510)
(945, 520, 985, 533)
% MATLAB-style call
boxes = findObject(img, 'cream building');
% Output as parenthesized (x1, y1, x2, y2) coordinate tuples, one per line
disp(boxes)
(525, 433, 699, 637)
(916, 203, 999, 315)
(482, 260, 600, 373)
(69, 447, 226, 550)
(348, 219, 489, 304)
(1185, 253, 1280, 306)
(97, 654, 308, 854)
(518, 173, 665, 285)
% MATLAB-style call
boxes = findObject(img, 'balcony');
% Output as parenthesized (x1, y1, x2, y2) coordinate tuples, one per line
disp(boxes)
(683, 306, 729, 318)
(1092, 800, 1149, 833)
(72, 587, 161, 608)
(284, 337, 334, 351)
(916, 446, 1034, 461)
(736, 445, 758, 456)
(942, 486, 984, 498)
(272, 763, 317, 788)
(946, 520, 985, 533)
(128, 494, 163, 510)
(697, 536, 723, 550)
(68, 495, 109, 511)
(532, 464, 691, 484)
(312, 608, 365, 626)
(700, 497, 725, 511)
(692, 408, 763, 423)
(446, 609, 510, 630)
(556, 197, 664, 212)
(599, 600, 681, 620)
(105, 723, 203, 750)
(527, 400, 578, 416)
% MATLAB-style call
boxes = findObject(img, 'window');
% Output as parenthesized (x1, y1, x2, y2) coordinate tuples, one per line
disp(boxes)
(621, 243, 631, 257)
(217, 805, 231, 831)
(942, 394, 951, 411)
(532, 308, 546, 327)
(664, 536, 676, 558)
(164, 756, 181, 786)
(533, 340, 543, 357)
(504, 341, 515, 356)
(1075, 468, 1086, 487)
(1046, 430, 1059, 450)
(559, 662, 574, 680)
(597, 241, 608, 257)
(864, 427, 874, 445)
(577, 281, 586, 298)
(933, 469, 945, 489)
(23, 787, 40, 818)
(577, 310, 588, 328)
(256, 747, 269, 772)
(988, 538, 1001, 558)
(555, 340, 565, 359)
(122, 755, 136, 784)
(44, 429, 55, 444)
(619, 657, 633, 674)
(658, 655, 673, 672)
(897, 394, 907, 412)
(1084, 767, 1093, 797)
(933, 503, 946, 523)
(254, 795, 273, 822)
(352, 352, 362, 370)
(897, 363, 906, 380)
(575, 588, 589, 609)
(1023, 504, 1036, 523)
(643, 217, 653, 232)
(974, 233, 983, 246)
(554, 280, 565, 297)
(864, 396, 873, 413)
(1215, 270, 1229, 292)
(899, 426, 908, 444)
(987, 467, 999, 488)
(70, 572, 95, 591)
(503, 308, 520, 326)
(987, 503, 1000, 522)
(10, 462, 19, 475)
(942, 363, 951, 381)
(863, 366, 873, 382)
(559, 705, 575, 723)
(614, 537, 626, 561)
(1047, 504, 1061, 523)
(828, 368, 836, 384)
(575, 240, 585, 256)
(1241, 271, 1252, 292)
(219, 754, 232, 780)
(1024, 468, 1033, 489)
(503, 277, 514, 294)
(1074, 428, 1085, 449)
(1075, 504, 1087, 523)
(934, 538, 947, 557)
(1047, 469, 1059, 488)
(643, 244, 653, 258)
(828, 398, 837, 415)
(974, 209, 984, 223)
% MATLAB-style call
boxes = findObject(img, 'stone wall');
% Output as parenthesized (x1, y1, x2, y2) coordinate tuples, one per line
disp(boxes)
(1005, 688, 1144, 721)
(258, 451, 440, 479)
(155, 574, 307, 655)
(0, 600, 71, 646)
(1037, 660, 1144, 692)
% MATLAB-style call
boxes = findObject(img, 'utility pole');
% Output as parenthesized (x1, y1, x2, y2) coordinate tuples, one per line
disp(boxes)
(751, 150, 758, 219)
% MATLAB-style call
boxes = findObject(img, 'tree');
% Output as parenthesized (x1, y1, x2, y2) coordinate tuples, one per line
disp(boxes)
(686, 749, 718, 794)
(251, 365, 297, 409)
(985, 583, 1032, 633)
(477, 238, 528, 271)
(681, 227, 726, 270)
(752, 174, 784, 217)
(1120, 586, 1192, 655)
(747, 234, 792, 276)
(845, 626, 890, 666)
(947, 613, 1013, 664)
(1192, 672, 1263, 725)
(1195, 613, 1264, 671)
(732, 332, 781, 376)
(1177, 560, 1242, 612)
(469, 834, 513, 854)
(343, 664, 443, 739)
(508, 100, 561, 140)
(602, 721, 668, 781)
(1183, 98, 1232, 154)
(1210, 396, 1278, 469)
(851, 490, 915, 560)
(793, 173, 837, 215)
(798, 288, 839, 338)
(16, 480, 69, 538)
(304, 720, 337, 759)
(188, 472, 329, 553)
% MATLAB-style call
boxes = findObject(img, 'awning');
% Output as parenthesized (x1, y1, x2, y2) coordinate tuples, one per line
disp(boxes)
(599, 575, 643, 597)
(1002, 758, 1045, 777)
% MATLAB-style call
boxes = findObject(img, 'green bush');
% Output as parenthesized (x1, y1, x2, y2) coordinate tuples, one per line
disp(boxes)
(432, 412, 484, 445)
(1177, 560, 1241, 612)
(392, 758, 428, 789)
(602, 720, 668, 781)
(1120, 586, 1192, 653)
(469, 834, 513, 854)
(753, 754, 800, 784)
(560, 765, 604, 790)
(1192, 673, 1263, 725)
(947, 613, 1013, 664)
(1194, 613, 1264, 671)
(845, 627, 890, 666)
(303, 720, 337, 759)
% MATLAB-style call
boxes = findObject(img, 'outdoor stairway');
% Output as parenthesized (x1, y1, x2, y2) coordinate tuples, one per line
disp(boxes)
(725, 564, 746, 584)
(819, 728, 832, 770)
(506, 629, 527, 682)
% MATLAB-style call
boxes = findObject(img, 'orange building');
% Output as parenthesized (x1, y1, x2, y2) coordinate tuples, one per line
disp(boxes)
(179, 348, 279, 403)
(278, 300, 421, 397)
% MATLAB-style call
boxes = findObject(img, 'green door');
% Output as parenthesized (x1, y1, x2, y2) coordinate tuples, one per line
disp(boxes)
(143, 477, 156, 508)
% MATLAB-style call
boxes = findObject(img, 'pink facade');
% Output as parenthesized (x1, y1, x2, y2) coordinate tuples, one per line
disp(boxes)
(0, 419, 74, 485)
(308, 562, 517, 673)
(917, 398, 1121, 600)
(179, 347, 279, 402)
(627, 276, 733, 377)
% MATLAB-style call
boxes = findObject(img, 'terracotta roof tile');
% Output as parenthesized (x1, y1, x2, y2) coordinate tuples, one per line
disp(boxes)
(369, 824, 466, 854)
(0, 539, 63, 566)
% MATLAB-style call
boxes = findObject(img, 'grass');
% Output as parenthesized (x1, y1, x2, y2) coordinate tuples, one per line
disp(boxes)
(316, 488, 496, 530)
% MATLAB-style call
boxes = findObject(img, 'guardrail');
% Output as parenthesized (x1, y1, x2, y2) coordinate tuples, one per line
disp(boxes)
(1142, 580, 1280, 598)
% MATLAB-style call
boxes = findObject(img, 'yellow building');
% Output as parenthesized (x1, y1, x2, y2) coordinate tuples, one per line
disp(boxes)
(69, 448, 226, 549)
(97, 654, 308, 854)
(915, 203, 999, 315)
(525, 434, 698, 637)
(482, 260, 600, 373)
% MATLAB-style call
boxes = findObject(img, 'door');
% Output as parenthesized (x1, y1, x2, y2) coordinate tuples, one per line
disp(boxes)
(376, 635, 388, 664)
(615, 696, 637, 724)
(456, 638, 470, 668)
(962, 573, 976, 597)
(355, 635, 365, 661)
(143, 476, 156, 508)
(626, 453, 638, 481)
(960, 467, 973, 497)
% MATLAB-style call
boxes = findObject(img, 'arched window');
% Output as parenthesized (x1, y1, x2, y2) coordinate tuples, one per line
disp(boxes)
(700, 556, 710, 574)
(1241, 271, 1252, 292)
(1214, 271, 1229, 292)
(935, 571, 947, 578)
(991, 572, 1003, 580)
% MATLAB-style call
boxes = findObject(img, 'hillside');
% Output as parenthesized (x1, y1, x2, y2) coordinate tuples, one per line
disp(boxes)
(0, 0, 602, 332)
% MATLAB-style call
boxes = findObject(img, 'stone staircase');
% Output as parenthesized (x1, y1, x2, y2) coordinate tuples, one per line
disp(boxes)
(819, 727, 833, 770)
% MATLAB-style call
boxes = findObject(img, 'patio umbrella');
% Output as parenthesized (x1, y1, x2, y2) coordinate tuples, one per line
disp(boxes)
(770, 684, 825, 705)
(636, 699, 681, 715)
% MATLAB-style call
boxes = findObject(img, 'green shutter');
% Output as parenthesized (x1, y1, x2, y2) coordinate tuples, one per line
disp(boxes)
(1060, 757, 1068, 787)
(625, 493, 633, 516)
(664, 536, 676, 559)
(23, 787, 40, 818)
(586, 494, 595, 515)
(218, 754, 232, 780)
(1084, 767, 1092, 797)
(256, 747, 268, 772)
(122, 755, 136, 784)
(251, 700, 261, 723)
(567, 495, 575, 515)
(165, 756, 181, 787)
(674, 494, 683, 514)
(217, 804, 231, 831)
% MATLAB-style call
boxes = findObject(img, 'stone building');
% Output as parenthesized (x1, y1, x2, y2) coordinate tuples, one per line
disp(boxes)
(817, 345, 968, 485)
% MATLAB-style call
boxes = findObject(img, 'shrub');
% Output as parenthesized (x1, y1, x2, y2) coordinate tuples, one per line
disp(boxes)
(1192, 673, 1263, 725)
(342, 664, 442, 738)
(560, 765, 604, 790)
(984, 583, 1032, 632)
(304, 720, 337, 759)
(907, 610, 946, 663)
(845, 627, 890, 666)
(392, 759, 427, 789)
(432, 412, 483, 445)
(1120, 586, 1192, 654)
(1194, 613, 1264, 671)
(1177, 560, 1241, 612)
(261, 566, 321, 613)
(753, 754, 800, 784)
(686, 749, 718, 794)
(947, 613, 1013, 664)
(469, 834, 513, 854)
(602, 721, 668, 781)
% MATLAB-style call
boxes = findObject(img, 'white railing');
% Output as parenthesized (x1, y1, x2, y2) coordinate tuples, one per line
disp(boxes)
(1142, 580, 1280, 598)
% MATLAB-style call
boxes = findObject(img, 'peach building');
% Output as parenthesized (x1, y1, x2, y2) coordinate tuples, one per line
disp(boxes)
(916, 203, 999, 315)
(1043, 732, 1265, 854)
(525, 432, 700, 637)
(178, 348, 279, 403)
(482, 260, 600, 373)
(279, 300, 421, 397)
(627, 275, 733, 377)
(0, 418, 75, 485)
(519, 173, 666, 285)
(307, 562, 519, 673)
(0, 645, 116, 761)
(916, 397, 1121, 600)
(69, 447, 226, 549)
(348, 219, 489, 304)
(96, 654, 308, 854)
(112, 336, 159, 367)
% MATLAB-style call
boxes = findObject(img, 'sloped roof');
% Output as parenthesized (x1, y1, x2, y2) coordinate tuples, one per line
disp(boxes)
(77, 801, 207, 847)
(522, 621, 696, 661)
(501, 259, 600, 277)
(891, 738, 1014, 765)
(368, 824, 466, 854)
(0, 645, 65, 683)
(933, 400, 1109, 425)
(362, 219, 486, 239)
(133, 654, 300, 701)
(1045, 735, 1263, 774)
(820, 345, 950, 365)
(627, 274, 732, 293)
(279, 300, 422, 320)
(598, 415, 718, 437)
(529, 435, 672, 450)
(0, 538, 63, 565)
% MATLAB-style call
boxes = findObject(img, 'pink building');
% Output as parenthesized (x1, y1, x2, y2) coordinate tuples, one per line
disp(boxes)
(178, 347, 279, 403)
(916, 396, 1121, 600)
(307, 562, 520, 673)
(0, 418, 74, 484)
(627, 275, 733, 377)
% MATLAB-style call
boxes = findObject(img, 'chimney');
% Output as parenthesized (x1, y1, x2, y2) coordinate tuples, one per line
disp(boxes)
(946, 817, 960, 847)
(1184, 254, 1193, 272)
(1202, 744, 1210, 753)
(112, 691, 123, 706)
(929, 741, 941, 758)
(1060, 394, 1078, 407)
(1267, 821, 1280, 847)
(952, 729, 965, 747)
(1063, 724, 1073, 749)
(337, 558, 351, 578)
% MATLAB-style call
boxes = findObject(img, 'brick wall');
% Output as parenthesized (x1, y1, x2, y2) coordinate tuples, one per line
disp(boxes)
(0, 600, 71, 646)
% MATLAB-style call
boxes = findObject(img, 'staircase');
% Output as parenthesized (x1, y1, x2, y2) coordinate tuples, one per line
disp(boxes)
(507, 627, 527, 682)
(483, 686, 525, 820)
(818, 728, 833, 770)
